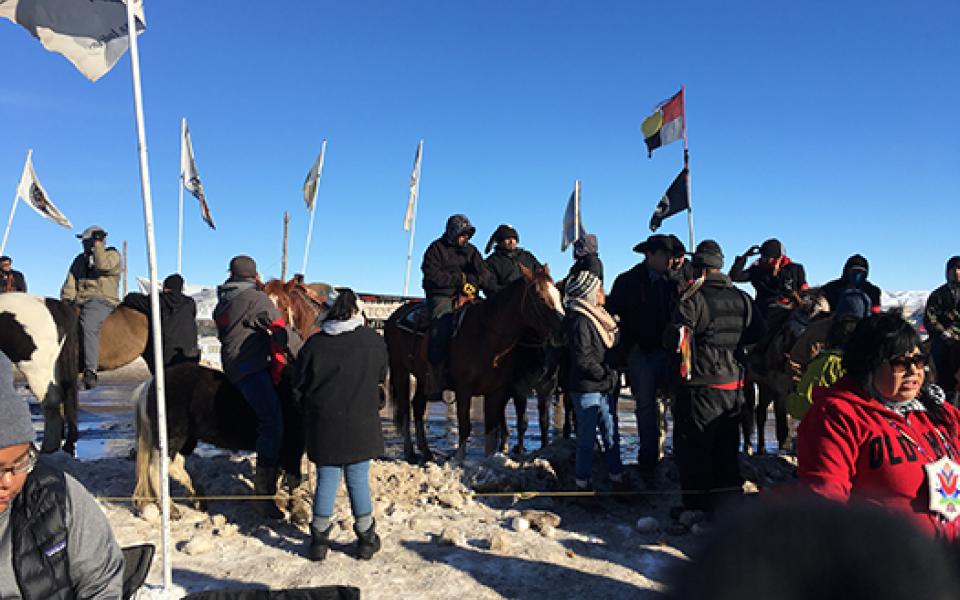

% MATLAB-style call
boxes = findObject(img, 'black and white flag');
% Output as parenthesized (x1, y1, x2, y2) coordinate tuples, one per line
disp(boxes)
(181, 122, 215, 229)
(649, 168, 689, 232)
(16, 151, 72, 228)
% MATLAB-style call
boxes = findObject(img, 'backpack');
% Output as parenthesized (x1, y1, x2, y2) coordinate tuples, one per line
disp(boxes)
(834, 287, 872, 319)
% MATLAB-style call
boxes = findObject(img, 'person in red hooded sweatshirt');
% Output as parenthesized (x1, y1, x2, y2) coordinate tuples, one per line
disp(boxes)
(798, 311, 960, 542)
(729, 238, 807, 319)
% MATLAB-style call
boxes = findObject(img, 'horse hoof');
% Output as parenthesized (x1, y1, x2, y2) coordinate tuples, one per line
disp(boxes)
(404, 452, 419, 465)
(511, 445, 525, 456)
(422, 452, 435, 464)
(743, 446, 754, 457)
(62, 443, 76, 457)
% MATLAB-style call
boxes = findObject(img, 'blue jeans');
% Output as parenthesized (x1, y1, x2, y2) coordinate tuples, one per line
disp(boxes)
(234, 370, 283, 468)
(626, 349, 670, 468)
(312, 461, 373, 519)
(571, 392, 624, 482)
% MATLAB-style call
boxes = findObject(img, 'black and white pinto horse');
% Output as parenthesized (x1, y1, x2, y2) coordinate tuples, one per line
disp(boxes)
(0, 293, 79, 454)
(133, 361, 306, 518)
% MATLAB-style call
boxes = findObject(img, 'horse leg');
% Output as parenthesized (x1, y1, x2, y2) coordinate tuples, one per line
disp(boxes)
(169, 452, 206, 512)
(61, 382, 79, 457)
(512, 393, 528, 455)
(773, 390, 792, 454)
(482, 390, 502, 457)
(456, 388, 473, 460)
(741, 381, 756, 455)
(394, 368, 416, 463)
(413, 386, 433, 463)
(756, 383, 770, 455)
(39, 388, 64, 454)
(536, 387, 551, 450)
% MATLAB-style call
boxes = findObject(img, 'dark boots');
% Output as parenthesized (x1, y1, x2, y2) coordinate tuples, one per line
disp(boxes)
(82, 369, 97, 390)
(308, 523, 335, 561)
(354, 519, 381, 560)
(253, 466, 283, 520)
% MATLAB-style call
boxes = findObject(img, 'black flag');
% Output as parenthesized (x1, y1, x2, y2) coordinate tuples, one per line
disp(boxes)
(649, 168, 689, 232)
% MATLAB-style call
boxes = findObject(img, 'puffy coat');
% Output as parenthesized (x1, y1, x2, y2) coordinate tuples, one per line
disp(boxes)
(563, 311, 618, 394)
(485, 246, 541, 296)
(60, 244, 121, 305)
(821, 255, 882, 314)
(797, 377, 960, 542)
(294, 325, 388, 465)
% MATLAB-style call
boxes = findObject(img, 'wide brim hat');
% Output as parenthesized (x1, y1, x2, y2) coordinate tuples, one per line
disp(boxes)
(633, 234, 675, 254)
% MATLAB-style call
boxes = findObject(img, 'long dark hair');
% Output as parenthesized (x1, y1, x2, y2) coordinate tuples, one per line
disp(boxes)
(325, 288, 359, 322)
(842, 311, 947, 426)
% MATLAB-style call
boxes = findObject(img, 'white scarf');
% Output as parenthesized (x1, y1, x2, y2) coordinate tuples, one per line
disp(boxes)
(567, 298, 619, 348)
(321, 314, 365, 336)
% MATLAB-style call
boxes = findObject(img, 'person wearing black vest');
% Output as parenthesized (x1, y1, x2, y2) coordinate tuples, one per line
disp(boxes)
(664, 241, 764, 517)
(0, 351, 123, 599)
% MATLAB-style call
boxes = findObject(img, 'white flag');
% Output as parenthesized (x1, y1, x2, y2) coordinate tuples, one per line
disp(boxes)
(16, 151, 72, 229)
(0, 0, 146, 82)
(302, 140, 327, 211)
(403, 139, 423, 232)
(181, 122, 215, 229)
(560, 180, 585, 251)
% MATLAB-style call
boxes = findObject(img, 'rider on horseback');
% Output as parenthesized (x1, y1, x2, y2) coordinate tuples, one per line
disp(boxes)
(60, 225, 121, 390)
(484, 224, 542, 295)
(421, 214, 490, 399)
(729, 238, 808, 317)
(214, 255, 303, 519)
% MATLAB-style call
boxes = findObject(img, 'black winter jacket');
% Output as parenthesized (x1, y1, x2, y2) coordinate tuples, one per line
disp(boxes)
(122, 291, 200, 373)
(606, 262, 678, 354)
(421, 237, 490, 298)
(485, 247, 542, 296)
(729, 256, 807, 316)
(563, 311, 618, 393)
(294, 325, 388, 465)
(0, 269, 27, 293)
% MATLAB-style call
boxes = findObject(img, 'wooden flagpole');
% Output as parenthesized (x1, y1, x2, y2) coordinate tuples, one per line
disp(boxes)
(125, 0, 172, 589)
(281, 211, 289, 281)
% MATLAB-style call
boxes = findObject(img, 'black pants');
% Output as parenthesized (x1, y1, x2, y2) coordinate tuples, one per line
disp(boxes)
(673, 385, 743, 514)
(427, 296, 454, 367)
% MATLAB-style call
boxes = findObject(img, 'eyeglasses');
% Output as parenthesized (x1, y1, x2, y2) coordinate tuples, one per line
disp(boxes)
(888, 353, 929, 373)
(0, 446, 37, 479)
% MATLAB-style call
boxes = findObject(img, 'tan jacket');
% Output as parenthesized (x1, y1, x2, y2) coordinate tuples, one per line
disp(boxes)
(60, 244, 122, 305)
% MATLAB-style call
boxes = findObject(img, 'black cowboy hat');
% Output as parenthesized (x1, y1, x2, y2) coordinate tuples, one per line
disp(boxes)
(633, 234, 677, 254)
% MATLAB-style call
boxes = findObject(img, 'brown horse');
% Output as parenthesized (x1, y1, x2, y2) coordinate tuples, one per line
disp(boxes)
(384, 267, 564, 462)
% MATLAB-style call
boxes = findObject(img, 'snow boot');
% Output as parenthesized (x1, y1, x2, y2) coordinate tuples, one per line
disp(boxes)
(354, 519, 381, 560)
(308, 523, 335, 562)
(253, 466, 283, 520)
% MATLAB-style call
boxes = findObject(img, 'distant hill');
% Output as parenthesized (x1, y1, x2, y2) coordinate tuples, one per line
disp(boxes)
(881, 290, 929, 330)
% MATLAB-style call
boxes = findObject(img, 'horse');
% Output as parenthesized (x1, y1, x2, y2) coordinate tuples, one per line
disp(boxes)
(497, 335, 565, 455)
(133, 361, 306, 518)
(0, 293, 80, 454)
(384, 266, 564, 462)
(743, 289, 829, 454)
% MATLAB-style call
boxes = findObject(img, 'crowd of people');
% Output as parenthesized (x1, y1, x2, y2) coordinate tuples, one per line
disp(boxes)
(5, 214, 960, 597)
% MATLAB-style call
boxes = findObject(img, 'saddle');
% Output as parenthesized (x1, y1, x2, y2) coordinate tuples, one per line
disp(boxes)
(395, 300, 475, 337)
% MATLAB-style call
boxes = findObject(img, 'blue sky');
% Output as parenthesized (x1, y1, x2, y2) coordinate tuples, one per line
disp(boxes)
(1, 1, 958, 298)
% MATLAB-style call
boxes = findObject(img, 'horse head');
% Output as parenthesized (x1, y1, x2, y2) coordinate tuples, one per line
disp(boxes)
(263, 278, 327, 338)
(519, 264, 565, 336)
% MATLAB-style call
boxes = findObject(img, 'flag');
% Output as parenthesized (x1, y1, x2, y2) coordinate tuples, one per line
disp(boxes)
(641, 88, 685, 157)
(561, 180, 586, 251)
(649, 168, 690, 232)
(181, 122, 215, 229)
(303, 140, 327, 211)
(0, 0, 146, 82)
(403, 139, 422, 232)
(16, 151, 72, 228)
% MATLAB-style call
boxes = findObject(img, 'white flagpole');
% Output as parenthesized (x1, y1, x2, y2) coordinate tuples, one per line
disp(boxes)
(301, 139, 326, 278)
(575, 179, 581, 240)
(1, 149, 31, 256)
(403, 139, 423, 296)
(177, 117, 185, 274)
(125, 0, 172, 589)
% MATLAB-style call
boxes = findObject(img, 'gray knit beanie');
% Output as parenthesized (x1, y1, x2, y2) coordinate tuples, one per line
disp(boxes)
(565, 270, 601, 304)
(0, 352, 35, 448)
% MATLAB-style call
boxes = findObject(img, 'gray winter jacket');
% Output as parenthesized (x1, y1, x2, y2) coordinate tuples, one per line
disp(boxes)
(213, 279, 303, 384)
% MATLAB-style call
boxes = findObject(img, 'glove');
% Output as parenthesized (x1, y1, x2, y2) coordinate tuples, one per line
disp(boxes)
(462, 280, 478, 296)
(744, 244, 761, 257)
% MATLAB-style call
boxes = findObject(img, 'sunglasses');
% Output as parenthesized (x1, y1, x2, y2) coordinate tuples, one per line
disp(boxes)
(888, 353, 929, 373)
(0, 446, 37, 479)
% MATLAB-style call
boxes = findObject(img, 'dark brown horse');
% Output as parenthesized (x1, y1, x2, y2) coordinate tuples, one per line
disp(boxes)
(384, 267, 564, 462)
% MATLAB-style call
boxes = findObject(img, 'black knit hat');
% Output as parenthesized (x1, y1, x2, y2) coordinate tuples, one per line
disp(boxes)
(485, 224, 519, 254)
(228, 255, 258, 279)
(760, 239, 783, 259)
(692, 239, 724, 269)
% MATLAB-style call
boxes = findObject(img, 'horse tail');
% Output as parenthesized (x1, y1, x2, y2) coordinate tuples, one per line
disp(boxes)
(132, 378, 158, 513)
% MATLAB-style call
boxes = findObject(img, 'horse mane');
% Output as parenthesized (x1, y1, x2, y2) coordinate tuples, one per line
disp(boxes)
(264, 278, 328, 338)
